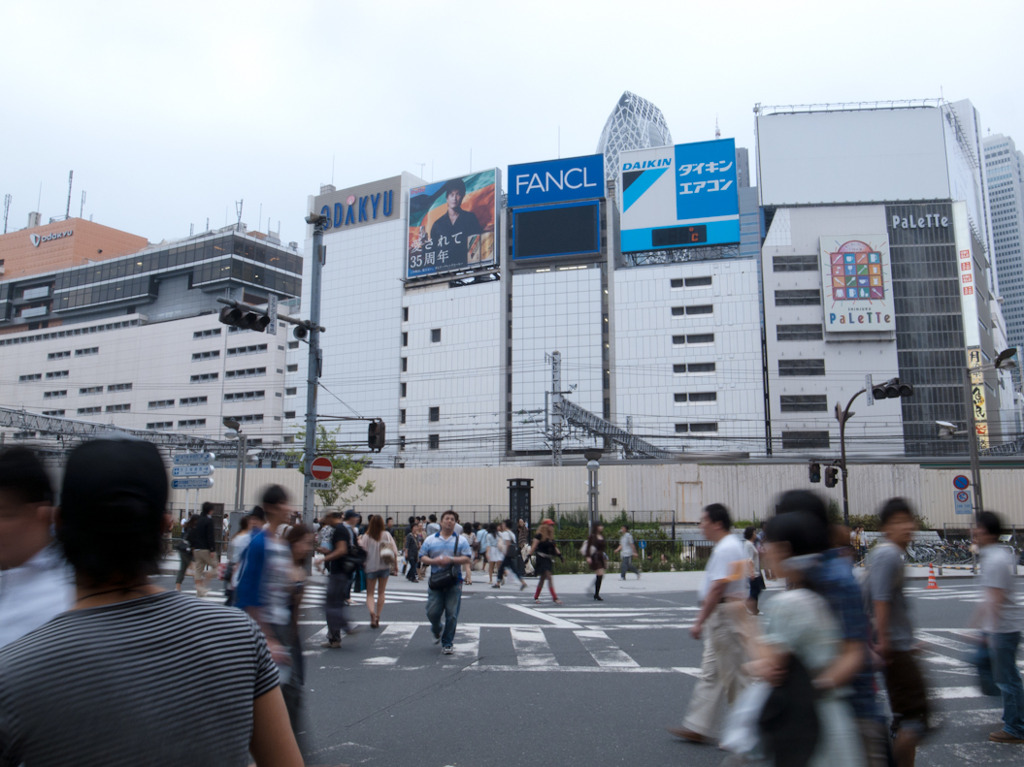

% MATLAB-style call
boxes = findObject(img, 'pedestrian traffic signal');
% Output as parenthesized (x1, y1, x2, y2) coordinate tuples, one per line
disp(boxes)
(219, 305, 271, 333)
(825, 466, 838, 488)
(368, 419, 385, 452)
(871, 377, 914, 400)
(809, 462, 821, 483)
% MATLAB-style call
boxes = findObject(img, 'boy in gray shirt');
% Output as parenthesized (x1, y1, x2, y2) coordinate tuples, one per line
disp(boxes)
(866, 497, 928, 767)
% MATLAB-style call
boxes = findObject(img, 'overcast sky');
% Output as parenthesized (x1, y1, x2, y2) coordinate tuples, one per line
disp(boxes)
(3, 0, 1021, 248)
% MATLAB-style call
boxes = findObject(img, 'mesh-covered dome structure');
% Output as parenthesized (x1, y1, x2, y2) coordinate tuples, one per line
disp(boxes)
(596, 91, 673, 181)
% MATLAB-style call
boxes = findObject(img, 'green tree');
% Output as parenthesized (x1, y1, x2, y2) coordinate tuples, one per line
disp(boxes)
(288, 425, 375, 510)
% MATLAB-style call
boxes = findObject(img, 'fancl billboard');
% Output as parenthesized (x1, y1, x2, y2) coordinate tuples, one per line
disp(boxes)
(508, 154, 604, 206)
(619, 138, 740, 253)
(818, 235, 895, 334)
(407, 170, 498, 279)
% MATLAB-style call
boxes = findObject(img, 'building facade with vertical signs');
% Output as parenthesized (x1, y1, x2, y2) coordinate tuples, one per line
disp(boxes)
(757, 100, 1013, 458)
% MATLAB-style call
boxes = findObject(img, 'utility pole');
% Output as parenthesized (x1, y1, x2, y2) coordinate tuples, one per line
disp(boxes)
(547, 351, 563, 466)
(302, 212, 328, 525)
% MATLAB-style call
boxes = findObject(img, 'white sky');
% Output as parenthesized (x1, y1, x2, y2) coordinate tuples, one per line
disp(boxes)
(3, 0, 1021, 248)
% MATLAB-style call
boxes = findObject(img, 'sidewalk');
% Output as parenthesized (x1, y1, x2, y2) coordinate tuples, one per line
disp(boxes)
(157, 555, 990, 594)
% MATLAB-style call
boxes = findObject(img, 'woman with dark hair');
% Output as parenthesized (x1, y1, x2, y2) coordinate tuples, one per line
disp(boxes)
(583, 522, 608, 601)
(529, 519, 562, 604)
(0, 439, 302, 766)
(744, 511, 863, 767)
(174, 513, 196, 592)
(358, 514, 399, 628)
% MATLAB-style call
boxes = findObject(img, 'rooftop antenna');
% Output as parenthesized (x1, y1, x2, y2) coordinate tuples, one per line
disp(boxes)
(715, 117, 721, 139)
(79, 190, 86, 218)
(417, 162, 425, 179)
(235, 199, 243, 231)
(3, 194, 11, 234)
(65, 170, 73, 220)
(206, 217, 210, 231)
(37, 183, 42, 211)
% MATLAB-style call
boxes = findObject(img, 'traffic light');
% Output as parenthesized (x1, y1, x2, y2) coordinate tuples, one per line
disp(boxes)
(219, 305, 271, 333)
(368, 419, 385, 452)
(809, 462, 821, 483)
(871, 377, 914, 400)
(824, 466, 838, 488)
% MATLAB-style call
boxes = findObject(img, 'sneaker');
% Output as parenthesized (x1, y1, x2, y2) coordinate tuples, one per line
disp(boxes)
(432, 629, 441, 644)
(520, 582, 527, 591)
(492, 583, 501, 589)
(667, 727, 712, 744)
(321, 639, 342, 649)
(442, 645, 454, 655)
(989, 730, 1024, 744)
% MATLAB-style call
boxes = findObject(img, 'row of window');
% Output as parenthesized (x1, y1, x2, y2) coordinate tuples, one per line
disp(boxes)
(227, 344, 267, 356)
(672, 333, 714, 345)
(674, 423, 718, 433)
(0, 320, 140, 347)
(193, 328, 222, 339)
(45, 347, 99, 359)
(670, 276, 713, 288)
(224, 390, 266, 402)
(674, 392, 716, 403)
(75, 403, 130, 414)
(671, 304, 713, 317)
(401, 328, 442, 347)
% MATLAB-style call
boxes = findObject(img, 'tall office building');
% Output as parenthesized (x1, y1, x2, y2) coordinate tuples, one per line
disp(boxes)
(596, 91, 673, 182)
(757, 100, 1013, 457)
(984, 134, 1024, 388)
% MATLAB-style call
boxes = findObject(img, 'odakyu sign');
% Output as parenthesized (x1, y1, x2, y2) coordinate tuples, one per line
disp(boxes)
(507, 154, 605, 206)
(313, 176, 401, 233)
(819, 234, 896, 334)
(619, 138, 740, 253)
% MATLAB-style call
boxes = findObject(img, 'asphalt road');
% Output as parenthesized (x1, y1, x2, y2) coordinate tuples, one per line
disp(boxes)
(158, 572, 1020, 766)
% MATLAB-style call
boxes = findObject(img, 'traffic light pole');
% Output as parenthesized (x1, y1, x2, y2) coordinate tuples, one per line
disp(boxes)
(836, 388, 865, 528)
(302, 213, 328, 526)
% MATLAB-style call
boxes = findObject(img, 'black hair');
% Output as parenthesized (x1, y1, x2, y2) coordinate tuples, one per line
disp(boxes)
(440, 177, 467, 197)
(764, 511, 829, 557)
(262, 484, 289, 507)
(0, 446, 53, 505)
(744, 526, 756, 541)
(250, 505, 266, 521)
(428, 514, 437, 522)
(58, 439, 168, 585)
(442, 510, 458, 522)
(200, 501, 214, 515)
(703, 503, 732, 532)
(977, 510, 1002, 538)
(775, 490, 827, 527)
(878, 497, 913, 527)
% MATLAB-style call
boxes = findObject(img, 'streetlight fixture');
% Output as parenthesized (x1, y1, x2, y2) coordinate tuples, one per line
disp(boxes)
(835, 376, 914, 526)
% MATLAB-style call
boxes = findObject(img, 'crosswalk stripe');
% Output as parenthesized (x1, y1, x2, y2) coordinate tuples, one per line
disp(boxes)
(574, 629, 640, 668)
(364, 623, 420, 666)
(453, 625, 480, 657)
(510, 626, 557, 667)
(918, 631, 978, 653)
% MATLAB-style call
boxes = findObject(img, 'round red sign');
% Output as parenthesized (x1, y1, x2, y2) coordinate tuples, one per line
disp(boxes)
(311, 456, 333, 480)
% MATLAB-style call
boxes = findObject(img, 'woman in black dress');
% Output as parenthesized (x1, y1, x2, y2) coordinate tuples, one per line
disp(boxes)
(583, 523, 608, 601)
(529, 519, 562, 604)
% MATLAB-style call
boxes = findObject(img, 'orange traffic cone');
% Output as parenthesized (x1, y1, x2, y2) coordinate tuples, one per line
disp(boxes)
(927, 564, 939, 590)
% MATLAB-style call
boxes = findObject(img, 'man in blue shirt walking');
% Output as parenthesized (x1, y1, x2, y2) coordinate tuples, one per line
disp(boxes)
(419, 510, 472, 655)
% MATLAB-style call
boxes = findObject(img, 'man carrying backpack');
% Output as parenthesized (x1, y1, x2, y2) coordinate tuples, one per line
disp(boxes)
(321, 510, 363, 648)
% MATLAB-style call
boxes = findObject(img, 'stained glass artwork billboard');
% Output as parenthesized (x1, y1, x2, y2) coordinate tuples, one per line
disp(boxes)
(818, 235, 895, 334)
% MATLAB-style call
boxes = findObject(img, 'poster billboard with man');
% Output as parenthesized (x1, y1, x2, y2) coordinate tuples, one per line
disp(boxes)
(407, 169, 498, 279)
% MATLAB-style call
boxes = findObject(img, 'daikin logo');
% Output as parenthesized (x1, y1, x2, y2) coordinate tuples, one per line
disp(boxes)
(29, 230, 73, 247)
(621, 158, 671, 171)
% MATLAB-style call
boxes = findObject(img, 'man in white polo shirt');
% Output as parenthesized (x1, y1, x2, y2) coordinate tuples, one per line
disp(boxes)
(669, 503, 749, 745)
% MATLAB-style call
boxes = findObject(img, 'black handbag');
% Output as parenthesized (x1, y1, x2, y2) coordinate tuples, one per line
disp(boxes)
(428, 534, 460, 591)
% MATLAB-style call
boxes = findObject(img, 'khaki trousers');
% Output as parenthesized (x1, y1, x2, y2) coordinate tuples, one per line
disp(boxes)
(681, 603, 749, 741)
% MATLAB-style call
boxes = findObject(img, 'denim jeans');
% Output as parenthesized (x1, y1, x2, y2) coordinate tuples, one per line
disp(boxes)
(325, 571, 352, 642)
(987, 631, 1024, 737)
(620, 555, 639, 578)
(426, 582, 462, 647)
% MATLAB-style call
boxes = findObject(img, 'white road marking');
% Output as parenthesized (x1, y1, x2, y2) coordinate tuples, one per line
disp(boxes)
(510, 626, 558, 667)
(506, 603, 582, 629)
(363, 623, 420, 666)
(573, 629, 640, 668)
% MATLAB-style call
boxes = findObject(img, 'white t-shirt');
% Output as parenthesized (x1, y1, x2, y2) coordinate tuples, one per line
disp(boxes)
(979, 544, 1024, 633)
(699, 533, 747, 603)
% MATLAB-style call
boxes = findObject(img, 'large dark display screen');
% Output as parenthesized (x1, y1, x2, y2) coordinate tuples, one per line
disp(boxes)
(512, 201, 600, 261)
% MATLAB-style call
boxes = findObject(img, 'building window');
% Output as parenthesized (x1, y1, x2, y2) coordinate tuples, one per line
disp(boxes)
(689, 422, 718, 433)
(399, 409, 406, 424)
(689, 392, 717, 403)
(43, 390, 67, 399)
(79, 386, 103, 394)
(402, 332, 408, 347)
(399, 435, 406, 451)
(45, 370, 69, 379)
(193, 328, 222, 339)
(105, 403, 130, 413)
(19, 373, 42, 382)
(428, 434, 440, 450)
(772, 255, 819, 272)
(287, 340, 299, 350)
(148, 399, 174, 409)
(74, 346, 99, 356)
(776, 324, 823, 341)
(190, 372, 219, 383)
(286, 364, 298, 373)
(77, 406, 101, 415)
(672, 304, 714, 317)
(780, 395, 828, 412)
(42, 409, 65, 417)
(108, 383, 133, 392)
(403, 307, 409, 322)
(781, 431, 830, 449)
(192, 350, 220, 361)
(285, 387, 297, 396)
(179, 396, 208, 406)
(47, 351, 70, 360)
(146, 421, 173, 429)
(225, 367, 267, 379)
(688, 333, 714, 344)
(401, 357, 408, 373)
(224, 391, 265, 402)
(778, 359, 826, 377)
(400, 382, 407, 398)
(177, 418, 207, 428)
(673, 362, 716, 374)
(227, 343, 268, 357)
(675, 424, 688, 433)
(685, 276, 713, 287)
(774, 289, 821, 306)
(429, 406, 440, 422)
(284, 411, 296, 419)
